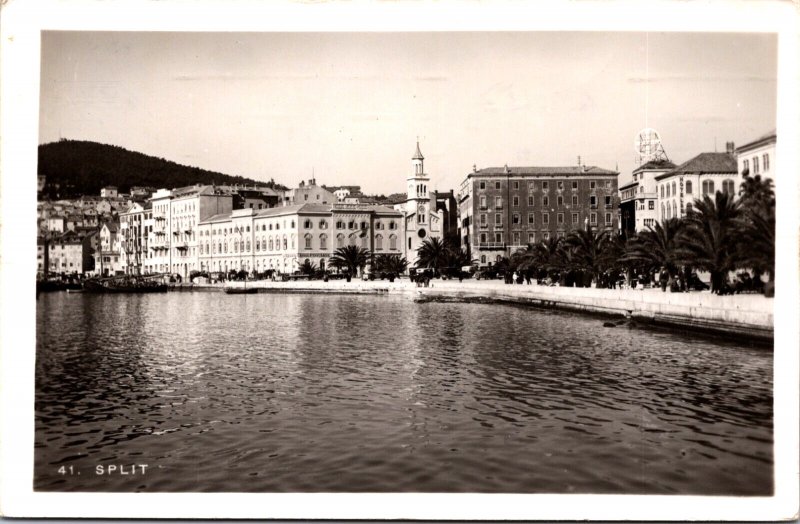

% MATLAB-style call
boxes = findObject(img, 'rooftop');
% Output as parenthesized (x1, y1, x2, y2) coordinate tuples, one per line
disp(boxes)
(633, 159, 677, 173)
(656, 152, 737, 180)
(472, 165, 618, 177)
(735, 129, 776, 153)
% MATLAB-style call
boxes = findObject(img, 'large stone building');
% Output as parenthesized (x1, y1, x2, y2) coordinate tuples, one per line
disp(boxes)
(654, 151, 738, 221)
(38, 231, 93, 276)
(459, 164, 620, 267)
(197, 203, 404, 275)
(736, 130, 775, 182)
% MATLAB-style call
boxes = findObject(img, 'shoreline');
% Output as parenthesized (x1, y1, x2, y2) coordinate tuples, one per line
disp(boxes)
(172, 278, 774, 343)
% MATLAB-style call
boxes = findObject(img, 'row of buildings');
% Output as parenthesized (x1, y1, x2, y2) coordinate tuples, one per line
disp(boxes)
(37, 130, 776, 278)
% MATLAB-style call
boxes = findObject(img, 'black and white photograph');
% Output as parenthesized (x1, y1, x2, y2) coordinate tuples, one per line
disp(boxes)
(1, 0, 798, 520)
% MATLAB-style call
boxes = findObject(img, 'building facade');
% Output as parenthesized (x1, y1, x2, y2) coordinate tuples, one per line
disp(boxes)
(618, 159, 676, 235)
(735, 130, 775, 183)
(459, 164, 620, 267)
(654, 152, 738, 221)
(197, 203, 404, 275)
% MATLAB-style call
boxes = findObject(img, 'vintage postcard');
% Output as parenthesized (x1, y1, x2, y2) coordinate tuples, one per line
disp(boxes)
(1, 0, 798, 520)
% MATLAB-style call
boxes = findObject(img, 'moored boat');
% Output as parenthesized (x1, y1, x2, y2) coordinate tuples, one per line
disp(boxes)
(224, 287, 258, 294)
(83, 275, 168, 293)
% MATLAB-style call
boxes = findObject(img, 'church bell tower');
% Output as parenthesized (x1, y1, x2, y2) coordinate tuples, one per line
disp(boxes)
(406, 140, 433, 264)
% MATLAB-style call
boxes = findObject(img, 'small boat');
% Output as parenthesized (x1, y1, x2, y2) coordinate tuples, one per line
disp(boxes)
(224, 287, 258, 294)
(66, 288, 85, 293)
(83, 276, 168, 293)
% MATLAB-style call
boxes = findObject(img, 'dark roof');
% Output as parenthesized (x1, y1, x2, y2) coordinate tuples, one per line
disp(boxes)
(633, 159, 676, 173)
(473, 166, 618, 177)
(413, 141, 424, 160)
(656, 152, 737, 180)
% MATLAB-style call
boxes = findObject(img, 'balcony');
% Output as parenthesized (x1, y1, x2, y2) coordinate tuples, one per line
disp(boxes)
(479, 224, 489, 230)
(476, 242, 506, 250)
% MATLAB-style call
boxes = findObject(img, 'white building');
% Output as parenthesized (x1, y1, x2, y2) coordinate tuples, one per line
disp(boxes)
(735, 130, 776, 183)
(619, 160, 676, 232)
(100, 186, 118, 199)
(654, 151, 738, 221)
(95, 221, 123, 276)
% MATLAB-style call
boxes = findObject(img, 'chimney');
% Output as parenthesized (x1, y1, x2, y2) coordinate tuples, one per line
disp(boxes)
(472, 164, 477, 174)
(726, 141, 735, 154)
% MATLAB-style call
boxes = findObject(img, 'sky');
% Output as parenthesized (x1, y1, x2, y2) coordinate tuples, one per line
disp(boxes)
(39, 31, 777, 194)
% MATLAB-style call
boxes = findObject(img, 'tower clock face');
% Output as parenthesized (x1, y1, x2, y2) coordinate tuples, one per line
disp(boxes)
(417, 204, 425, 216)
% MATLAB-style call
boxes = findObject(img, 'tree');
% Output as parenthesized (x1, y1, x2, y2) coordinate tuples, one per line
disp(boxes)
(564, 227, 611, 284)
(736, 174, 776, 282)
(677, 191, 742, 293)
(416, 237, 450, 271)
(374, 254, 409, 276)
(622, 218, 684, 277)
(299, 259, 317, 276)
(329, 245, 370, 275)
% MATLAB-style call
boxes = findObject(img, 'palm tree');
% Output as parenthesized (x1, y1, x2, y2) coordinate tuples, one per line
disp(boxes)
(374, 254, 409, 276)
(538, 236, 565, 278)
(736, 206, 775, 282)
(299, 259, 317, 276)
(329, 245, 370, 276)
(564, 226, 611, 285)
(622, 218, 684, 277)
(416, 237, 450, 272)
(739, 174, 775, 210)
(677, 191, 742, 293)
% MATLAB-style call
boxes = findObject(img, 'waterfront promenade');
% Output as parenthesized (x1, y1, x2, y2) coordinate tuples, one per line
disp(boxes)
(184, 278, 774, 341)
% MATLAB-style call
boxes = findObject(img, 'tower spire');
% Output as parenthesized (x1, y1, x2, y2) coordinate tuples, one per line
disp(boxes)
(413, 138, 424, 161)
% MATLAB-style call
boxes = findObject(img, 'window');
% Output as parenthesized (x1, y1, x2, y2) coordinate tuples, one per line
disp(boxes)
(590, 181, 596, 190)
(512, 181, 519, 190)
(319, 220, 327, 229)
(528, 213, 535, 224)
(666, 184, 671, 197)
(304, 219, 312, 229)
(590, 213, 597, 225)
(557, 196, 563, 206)
(661, 203, 665, 220)
(702, 180, 715, 195)
(672, 182, 676, 196)
(542, 196, 549, 206)
(605, 213, 612, 225)
(495, 181, 501, 190)
(495, 196, 502, 208)
(283, 237, 287, 250)
(649, 201, 655, 210)
(743, 159, 749, 173)
(528, 232, 536, 243)
(753, 156, 760, 174)
(304, 234, 312, 249)
(572, 195, 578, 206)
(542, 213, 549, 225)
(480, 233, 487, 243)
(722, 179, 735, 194)
(572, 213, 579, 224)
(480, 214, 487, 225)
(479, 181, 486, 190)
(590, 195, 597, 207)
(542, 181, 549, 190)
(513, 232, 520, 245)
(389, 235, 397, 250)
(495, 213, 502, 225)
(763, 153, 770, 171)
(557, 181, 563, 190)
(389, 221, 396, 230)
(360, 221, 367, 230)
(336, 234, 344, 248)
(376, 234, 383, 250)
(660, 185, 665, 198)
(348, 221, 355, 230)
(528, 182, 536, 191)
(685, 181, 693, 194)
(513, 196, 519, 207)
(528, 196, 534, 206)
(605, 180, 612, 189)
(557, 213, 564, 225)
(605, 196, 612, 207)
(543, 232, 550, 241)
(495, 233, 503, 243)
(479, 195, 487, 209)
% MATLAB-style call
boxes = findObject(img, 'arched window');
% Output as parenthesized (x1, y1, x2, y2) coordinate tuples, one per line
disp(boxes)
(246, 240, 251, 252)
(661, 185, 665, 198)
(282, 236, 287, 250)
(256, 240, 260, 251)
(376, 234, 383, 250)
(666, 184, 670, 198)
(389, 234, 397, 250)
(661, 203, 665, 220)
(304, 233, 312, 249)
(722, 179, 735, 194)
(480, 255, 486, 264)
(269, 224, 273, 230)
(763, 154, 769, 171)
(702, 180, 715, 195)
(269, 238, 274, 251)
(336, 233, 344, 248)
(320, 234, 327, 250)
(291, 235, 295, 249)
(685, 181, 693, 195)
(291, 220, 295, 228)
(319, 220, 327, 229)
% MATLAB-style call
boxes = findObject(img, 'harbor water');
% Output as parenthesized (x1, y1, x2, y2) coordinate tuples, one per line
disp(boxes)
(35, 292, 773, 493)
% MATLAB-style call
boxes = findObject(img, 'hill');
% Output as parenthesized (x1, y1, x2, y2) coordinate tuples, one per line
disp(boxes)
(38, 139, 286, 199)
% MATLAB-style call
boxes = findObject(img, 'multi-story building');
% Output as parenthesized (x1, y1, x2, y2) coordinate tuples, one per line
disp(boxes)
(619, 159, 676, 235)
(95, 221, 123, 276)
(281, 179, 336, 206)
(197, 203, 404, 275)
(149, 185, 234, 277)
(654, 150, 738, 221)
(100, 186, 118, 199)
(459, 164, 620, 267)
(119, 201, 153, 275)
(40, 231, 93, 276)
(736, 130, 775, 183)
